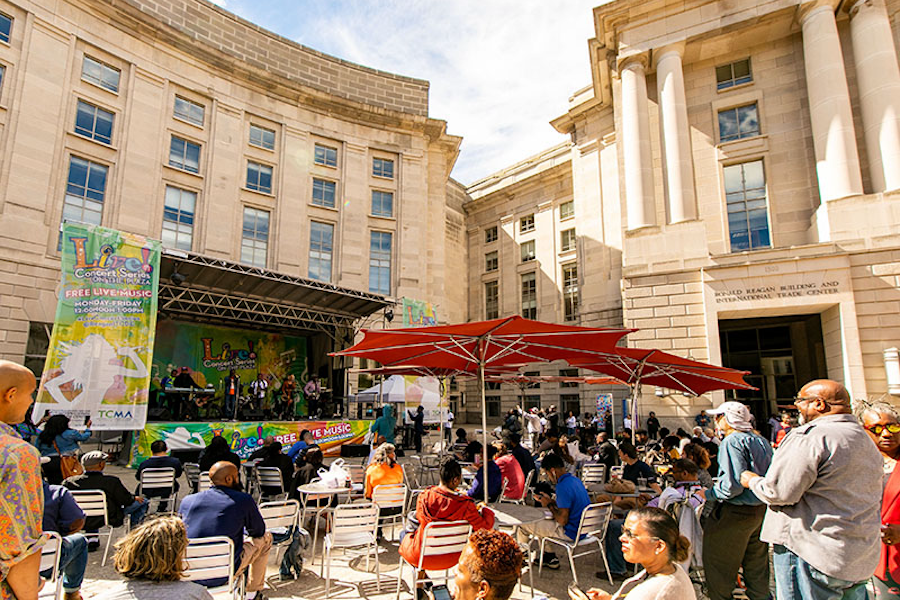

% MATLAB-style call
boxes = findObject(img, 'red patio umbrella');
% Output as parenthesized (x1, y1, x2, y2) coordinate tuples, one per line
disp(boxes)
(333, 315, 631, 502)
(569, 347, 755, 429)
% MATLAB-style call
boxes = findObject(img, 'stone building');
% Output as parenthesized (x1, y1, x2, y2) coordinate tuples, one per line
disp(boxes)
(465, 0, 900, 427)
(0, 0, 464, 390)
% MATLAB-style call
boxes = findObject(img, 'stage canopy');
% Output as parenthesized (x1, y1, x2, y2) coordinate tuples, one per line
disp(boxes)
(157, 249, 392, 337)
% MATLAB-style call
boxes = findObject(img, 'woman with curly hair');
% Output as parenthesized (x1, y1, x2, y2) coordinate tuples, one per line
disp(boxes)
(94, 515, 212, 600)
(454, 529, 523, 600)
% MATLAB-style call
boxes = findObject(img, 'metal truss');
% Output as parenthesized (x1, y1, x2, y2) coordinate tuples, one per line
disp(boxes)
(158, 283, 359, 336)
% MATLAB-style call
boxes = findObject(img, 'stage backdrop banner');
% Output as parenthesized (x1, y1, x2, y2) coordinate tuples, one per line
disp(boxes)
(35, 224, 160, 430)
(401, 298, 438, 327)
(152, 319, 308, 413)
(131, 420, 373, 464)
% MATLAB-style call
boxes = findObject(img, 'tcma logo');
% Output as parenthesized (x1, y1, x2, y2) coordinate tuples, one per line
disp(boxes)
(98, 410, 133, 419)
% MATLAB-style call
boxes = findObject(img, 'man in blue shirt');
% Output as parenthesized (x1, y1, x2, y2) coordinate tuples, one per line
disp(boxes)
(515, 453, 590, 570)
(180, 461, 272, 599)
(702, 402, 773, 600)
(286, 429, 313, 462)
(42, 479, 87, 600)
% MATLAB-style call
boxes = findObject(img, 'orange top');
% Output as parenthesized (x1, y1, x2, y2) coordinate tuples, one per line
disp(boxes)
(364, 462, 403, 498)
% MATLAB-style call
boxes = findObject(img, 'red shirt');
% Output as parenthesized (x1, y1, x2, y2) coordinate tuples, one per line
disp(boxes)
(495, 454, 525, 500)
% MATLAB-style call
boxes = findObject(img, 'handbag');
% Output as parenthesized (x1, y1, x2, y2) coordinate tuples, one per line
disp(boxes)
(54, 441, 84, 479)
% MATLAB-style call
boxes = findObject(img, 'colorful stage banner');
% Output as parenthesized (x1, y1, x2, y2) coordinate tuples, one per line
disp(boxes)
(151, 319, 308, 415)
(401, 298, 438, 327)
(131, 420, 374, 464)
(596, 393, 613, 429)
(35, 224, 161, 430)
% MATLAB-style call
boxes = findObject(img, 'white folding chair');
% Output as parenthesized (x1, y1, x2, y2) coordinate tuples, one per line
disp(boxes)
(498, 477, 509, 501)
(395, 520, 472, 600)
(137, 467, 177, 513)
(372, 483, 407, 542)
(256, 467, 286, 501)
(501, 469, 534, 505)
(183, 536, 245, 600)
(39, 531, 63, 600)
(184, 462, 201, 493)
(538, 502, 614, 585)
(322, 502, 380, 597)
(198, 471, 212, 492)
(258, 499, 300, 581)
(582, 463, 607, 486)
(69, 490, 116, 567)
(609, 465, 624, 480)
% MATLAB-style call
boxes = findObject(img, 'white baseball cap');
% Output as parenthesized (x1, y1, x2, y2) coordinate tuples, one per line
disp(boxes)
(706, 401, 753, 432)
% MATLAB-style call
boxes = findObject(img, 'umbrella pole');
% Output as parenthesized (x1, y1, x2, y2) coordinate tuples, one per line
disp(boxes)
(439, 376, 446, 460)
(480, 359, 490, 505)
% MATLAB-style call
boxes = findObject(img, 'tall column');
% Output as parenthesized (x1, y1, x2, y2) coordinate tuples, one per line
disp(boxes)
(800, 4, 864, 201)
(620, 57, 656, 229)
(848, 0, 900, 192)
(655, 44, 697, 223)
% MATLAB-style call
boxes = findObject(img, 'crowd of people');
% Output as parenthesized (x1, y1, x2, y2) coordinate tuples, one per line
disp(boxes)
(2, 355, 899, 600)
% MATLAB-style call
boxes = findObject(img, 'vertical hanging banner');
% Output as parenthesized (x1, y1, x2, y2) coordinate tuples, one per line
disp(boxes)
(35, 223, 161, 430)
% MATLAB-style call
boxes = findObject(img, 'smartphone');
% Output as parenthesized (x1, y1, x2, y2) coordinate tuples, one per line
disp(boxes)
(84, 415, 91, 426)
(568, 581, 590, 600)
(431, 584, 452, 600)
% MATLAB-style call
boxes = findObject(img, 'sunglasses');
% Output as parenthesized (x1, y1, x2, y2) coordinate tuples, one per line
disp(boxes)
(866, 424, 900, 435)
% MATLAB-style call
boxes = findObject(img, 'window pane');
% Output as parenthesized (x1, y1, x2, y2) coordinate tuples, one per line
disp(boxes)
(737, 104, 760, 137)
(309, 221, 335, 282)
(249, 125, 275, 150)
(246, 161, 272, 193)
(81, 56, 119, 93)
(485, 251, 498, 272)
(715, 65, 732, 85)
(724, 160, 769, 252)
(561, 228, 575, 251)
(369, 231, 392, 294)
(240, 207, 269, 267)
(312, 178, 336, 208)
(174, 96, 204, 127)
(162, 186, 195, 251)
(521, 272, 536, 319)
(485, 281, 499, 319)
(169, 136, 200, 173)
(372, 190, 393, 217)
(743, 160, 765, 189)
(314, 144, 337, 167)
(723, 164, 744, 194)
(733, 59, 751, 80)
(373, 158, 394, 179)
(0, 12, 11, 44)
(61, 157, 107, 234)
(485, 226, 498, 243)
(718, 109, 738, 142)
(560, 200, 574, 219)
(521, 240, 535, 262)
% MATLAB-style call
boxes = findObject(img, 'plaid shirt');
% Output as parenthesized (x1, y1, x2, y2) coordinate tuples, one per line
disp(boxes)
(0, 422, 45, 600)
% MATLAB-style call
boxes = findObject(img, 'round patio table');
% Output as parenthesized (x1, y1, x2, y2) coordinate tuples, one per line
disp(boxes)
(488, 504, 549, 529)
(296, 483, 351, 566)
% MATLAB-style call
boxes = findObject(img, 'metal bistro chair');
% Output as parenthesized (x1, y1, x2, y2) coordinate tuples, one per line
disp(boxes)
(609, 465, 624, 480)
(395, 520, 471, 600)
(183, 536, 245, 600)
(538, 502, 614, 586)
(372, 483, 407, 542)
(38, 531, 63, 600)
(184, 462, 201, 493)
(137, 467, 177, 513)
(68, 490, 117, 567)
(322, 502, 381, 597)
(498, 477, 509, 502)
(198, 471, 213, 492)
(582, 463, 608, 486)
(259, 499, 301, 585)
(501, 469, 534, 505)
(346, 462, 367, 501)
(256, 467, 287, 501)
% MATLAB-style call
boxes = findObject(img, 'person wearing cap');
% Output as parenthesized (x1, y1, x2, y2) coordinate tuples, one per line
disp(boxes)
(63, 451, 148, 540)
(702, 401, 772, 600)
(740, 380, 882, 600)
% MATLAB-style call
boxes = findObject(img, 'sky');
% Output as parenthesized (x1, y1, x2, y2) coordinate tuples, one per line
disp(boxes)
(207, 0, 603, 185)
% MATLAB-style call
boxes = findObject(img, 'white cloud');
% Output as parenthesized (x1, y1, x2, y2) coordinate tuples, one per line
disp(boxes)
(225, 1, 603, 184)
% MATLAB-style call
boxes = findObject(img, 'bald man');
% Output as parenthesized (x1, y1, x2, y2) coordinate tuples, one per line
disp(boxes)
(740, 380, 882, 600)
(180, 461, 271, 599)
(0, 361, 43, 600)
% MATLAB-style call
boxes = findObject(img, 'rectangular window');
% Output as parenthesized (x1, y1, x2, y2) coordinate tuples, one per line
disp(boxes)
(521, 272, 536, 319)
(81, 56, 120, 93)
(561, 394, 581, 417)
(371, 190, 394, 217)
(716, 58, 752, 91)
(312, 178, 336, 208)
(520, 214, 535, 233)
(521, 240, 535, 262)
(174, 96, 204, 127)
(487, 396, 501, 418)
(369, 231, 392, 295)
(485, 226, 498, 244)
(373, 157, 394, 179)
(724, 159, 770, 251)
(74, 100, 114, 145)
(484, 280, 499, 319)
(161, 186, 195, 251)
(314, 144, 337, 167)
(0, 65, 5, 96)
(718, 103, 760, 143)
(62, 157, 107, 230)
(563, 263, 579, 322)
(0, 12, 11, 44)
(524, 395, 541, 411)
(241, 207, 269, 268)
(560, 368, 579, 387)
(560, 200, 574, 220)
(249, 124, 275, 150)
(485, 381, 502, 391)
(560, 228, 576, 252)
(309, 221, 334, 282)
(524, 371, 540, 389)
(169, 136, 200, 173)
(246, 161, 273, 194)
(485, 250, 498, 272)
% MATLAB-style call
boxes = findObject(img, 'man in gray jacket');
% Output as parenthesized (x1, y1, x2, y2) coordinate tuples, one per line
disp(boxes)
(740, 379, 881, 600)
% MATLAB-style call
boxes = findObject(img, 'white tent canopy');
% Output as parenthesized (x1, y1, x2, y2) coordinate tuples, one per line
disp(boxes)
(356, 374, 407, 403)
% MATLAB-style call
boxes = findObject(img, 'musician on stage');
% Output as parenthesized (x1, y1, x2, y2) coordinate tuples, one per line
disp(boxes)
(222, 369, 240, 421)
(304, 377, 321, 419)
(171, 367, 202, 420)
(248, 373, 268, 414)
(280, 374, 297, 420)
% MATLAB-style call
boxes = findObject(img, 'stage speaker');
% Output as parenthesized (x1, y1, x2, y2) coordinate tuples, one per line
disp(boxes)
(340, 444, 370, 458)
(243, 410, 265, 421)
(148, 408, 170, 420)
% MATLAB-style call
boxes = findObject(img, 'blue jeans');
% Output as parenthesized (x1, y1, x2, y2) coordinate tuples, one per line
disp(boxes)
(773, 545, 869, 600)
(124, 499, 149, 527)
(604, 518, 627, 575)
(40, 533, 87, 592)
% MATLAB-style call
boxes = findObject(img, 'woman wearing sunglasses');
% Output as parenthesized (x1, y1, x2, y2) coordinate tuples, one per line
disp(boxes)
(570, 507, 696, 600)
(860, 402, 900, 599)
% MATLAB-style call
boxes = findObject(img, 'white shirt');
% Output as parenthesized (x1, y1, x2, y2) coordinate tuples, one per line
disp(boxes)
(566, 416, 577, 429)
(445, 411, 454, 429)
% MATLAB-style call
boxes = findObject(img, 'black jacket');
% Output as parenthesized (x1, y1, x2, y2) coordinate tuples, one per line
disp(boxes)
(63, 471, 136, 528)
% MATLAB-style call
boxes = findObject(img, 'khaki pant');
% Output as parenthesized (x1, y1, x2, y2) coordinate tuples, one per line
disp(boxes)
(516, 518, 568, 547)
(238, 533, 273, 592)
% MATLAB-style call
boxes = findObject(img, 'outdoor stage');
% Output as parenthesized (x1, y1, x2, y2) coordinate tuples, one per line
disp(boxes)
(129, 418, 374, 465)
